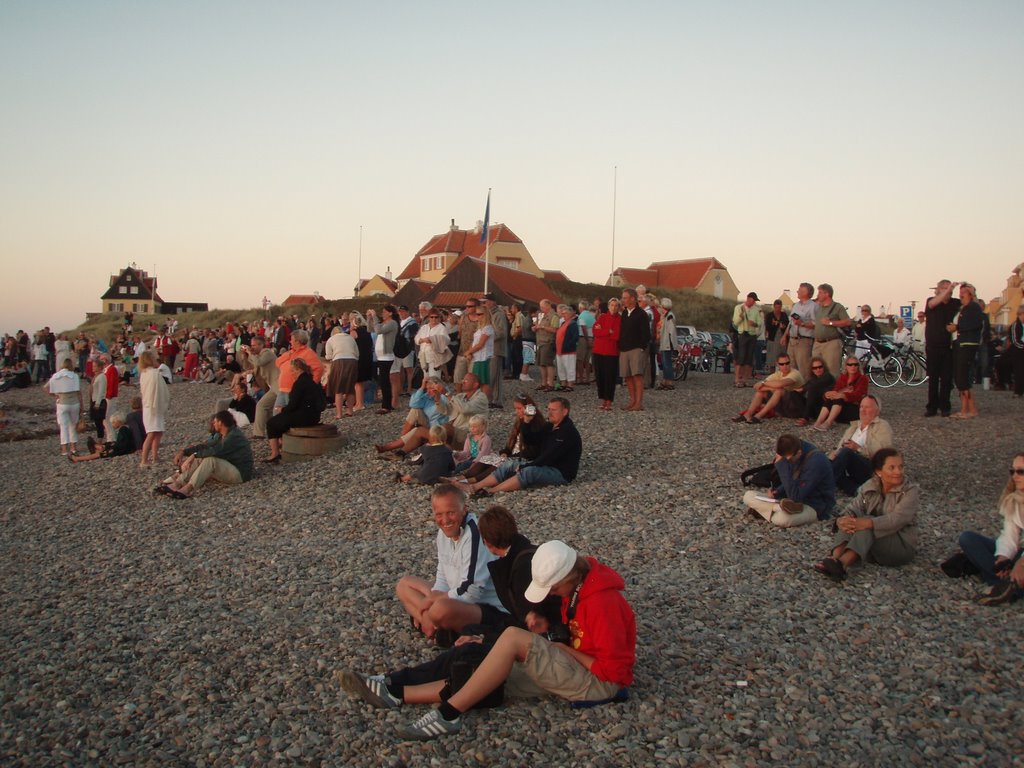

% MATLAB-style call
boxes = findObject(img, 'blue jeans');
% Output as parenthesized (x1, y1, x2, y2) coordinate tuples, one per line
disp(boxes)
(660, 350, 674, 381)
(831, 448, 872, 496)
(492, 458, 566, 488)
(959, 531, 1023, 588)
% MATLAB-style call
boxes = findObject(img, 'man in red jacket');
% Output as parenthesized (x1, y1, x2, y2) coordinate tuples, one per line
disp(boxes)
(101, 354, 121, 439)
(391, 540, 636, 740)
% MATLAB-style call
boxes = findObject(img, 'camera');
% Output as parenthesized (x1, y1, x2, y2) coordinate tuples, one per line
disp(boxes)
(544, 625, 570, 645)
(525, 404, 537, 416)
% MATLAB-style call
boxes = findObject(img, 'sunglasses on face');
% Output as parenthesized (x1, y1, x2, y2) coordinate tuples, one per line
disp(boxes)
(811, 365, 824, 370)
(1011, 468, 1024, 476)
(846, 363, 859, 367)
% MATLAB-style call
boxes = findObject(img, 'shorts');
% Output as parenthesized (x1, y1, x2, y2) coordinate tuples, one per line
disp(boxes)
(955, 344, 978, 391)
(472, 360, 491, 386)
(735, 333, 756, 367)
(522, 342, 536, 365)
(390, 358, 403, 375)
(536, 342, 555, 367)
(399, 352, 414, 369)
(618, 348, 646, 378)
(556, 354, 576, 383)
(477, 603, 513, 632)
(505, 633, 624, 701)
(576, 336, 592, 365)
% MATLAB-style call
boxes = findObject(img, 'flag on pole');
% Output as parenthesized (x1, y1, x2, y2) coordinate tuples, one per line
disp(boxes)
(480, 190, 490, 245)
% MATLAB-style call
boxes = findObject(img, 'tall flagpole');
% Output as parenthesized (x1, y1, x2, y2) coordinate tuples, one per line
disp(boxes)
(611, 166, 617, 276)
(482, 189, 492, 294)
(357, 225, 363, 297)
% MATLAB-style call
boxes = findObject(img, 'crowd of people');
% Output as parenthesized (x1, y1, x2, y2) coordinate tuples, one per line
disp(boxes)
(4, 276, 1024, 740)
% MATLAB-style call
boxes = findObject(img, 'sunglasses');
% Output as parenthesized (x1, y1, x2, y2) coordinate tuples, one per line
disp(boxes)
(428, 315, 440, 319)
(1011, 468, 1024, 476)
(846, 362, 860, 367)
(778, 361, 791, 366)
(811, 365, 824, 370)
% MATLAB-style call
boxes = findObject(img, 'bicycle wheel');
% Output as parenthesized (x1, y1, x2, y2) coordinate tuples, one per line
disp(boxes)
(907, 354, 928, 387)
(673, 353, 688, 382)
(869, 356, 902, 388)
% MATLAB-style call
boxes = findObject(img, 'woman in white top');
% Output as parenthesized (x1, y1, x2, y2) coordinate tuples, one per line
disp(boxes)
(48, 359, 83, 456)
(324, 326, 359, 419)
(892, 318, 911, 348)
(138, 350, 170, 467)
(463, 307, 494, 397)
(415, 310, 452, 378)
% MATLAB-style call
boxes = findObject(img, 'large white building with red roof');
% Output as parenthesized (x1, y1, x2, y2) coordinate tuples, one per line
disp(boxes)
(607, 258, 739, 301)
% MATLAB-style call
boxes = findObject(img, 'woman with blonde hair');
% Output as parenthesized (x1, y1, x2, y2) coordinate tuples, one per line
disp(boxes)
(950, 282, 984, 420)
(463, 305, 495, 397)
(941, 452, 1024, 605)
(138, 349, 170, 467)
(349, 312, 374, 412)
(47, 358, 83, 456)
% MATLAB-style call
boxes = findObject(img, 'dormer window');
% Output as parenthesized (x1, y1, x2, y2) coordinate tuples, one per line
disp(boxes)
(130, 286, 139, 294)
(126, 274, 132, 282)
(119, 286, 127, 294)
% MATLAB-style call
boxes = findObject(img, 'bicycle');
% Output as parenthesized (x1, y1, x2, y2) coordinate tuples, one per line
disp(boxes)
(842, 334, 903, 388)
(894, 345, 928, 386)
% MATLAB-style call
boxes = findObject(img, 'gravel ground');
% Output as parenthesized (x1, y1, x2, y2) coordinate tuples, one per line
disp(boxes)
(2, 373, 1023, 766)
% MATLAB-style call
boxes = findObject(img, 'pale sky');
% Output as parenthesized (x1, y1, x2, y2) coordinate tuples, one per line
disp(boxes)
(2, 1, 1022, 334)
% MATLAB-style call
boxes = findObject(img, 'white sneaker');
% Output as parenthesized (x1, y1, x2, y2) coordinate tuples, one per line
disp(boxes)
(396, 708, 461, 740)
(336, 669, 402, 709)
(519, 374, 532, 382)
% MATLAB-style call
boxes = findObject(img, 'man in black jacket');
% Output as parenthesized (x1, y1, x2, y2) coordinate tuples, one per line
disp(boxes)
(465, 398, 582, 496)
(618, 288, 652, 411)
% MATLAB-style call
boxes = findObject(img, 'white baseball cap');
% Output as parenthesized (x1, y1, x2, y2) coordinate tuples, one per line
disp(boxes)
(525, 540, 577, 602)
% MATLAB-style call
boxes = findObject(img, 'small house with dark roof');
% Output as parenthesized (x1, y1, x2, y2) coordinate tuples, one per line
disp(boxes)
(100, 264, 207, 315)
(282, 293, 327, 307)
(396, 220, 544, 288)
(607, 258, 739, 301)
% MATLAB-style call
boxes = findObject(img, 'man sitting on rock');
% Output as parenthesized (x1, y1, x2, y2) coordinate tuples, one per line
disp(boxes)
(466, 397, 582, 497)
(731, 353, 804, 424)
(741, 433, 836, 527)
(158, 410, 254, 499)
(396, 484, 507, 646)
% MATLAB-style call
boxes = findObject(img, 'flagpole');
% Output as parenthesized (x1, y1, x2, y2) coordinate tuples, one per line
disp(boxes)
(611, 166, 617, 275)
(357, 225, 362, 297)
(482, 189, 492, 294)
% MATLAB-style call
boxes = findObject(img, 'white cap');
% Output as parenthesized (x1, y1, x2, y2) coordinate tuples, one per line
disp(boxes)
(525, 540, 577, 602)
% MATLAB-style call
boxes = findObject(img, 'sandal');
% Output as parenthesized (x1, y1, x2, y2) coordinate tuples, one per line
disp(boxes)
(166, 489, 190, 500)
(814, 557, 846, 582)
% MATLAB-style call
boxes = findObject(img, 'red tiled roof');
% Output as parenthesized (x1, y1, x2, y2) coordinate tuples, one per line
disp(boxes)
(398, 223, 524, 280)
(453, 257, 558, 306)
(543, 270, 569, 283)
(282, 294, 325, 306)
(432, 291, 483, 308)
(648, 258, 726, 289)
(613, 267, 658, 285)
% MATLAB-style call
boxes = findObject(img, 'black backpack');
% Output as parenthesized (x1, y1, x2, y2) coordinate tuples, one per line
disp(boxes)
(393, 321, 417, 358)
(741, 462, 779, 489)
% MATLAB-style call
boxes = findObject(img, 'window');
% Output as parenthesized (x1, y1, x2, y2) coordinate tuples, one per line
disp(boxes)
(109, 303, 124, 312)
(119, 285, 127, 294)
(125, 274, 132, 282)
(498, 258, 518, 269)
(421, 257, 431, 272)
(133, 303, 148, 313)
(130, 286, 138, 294)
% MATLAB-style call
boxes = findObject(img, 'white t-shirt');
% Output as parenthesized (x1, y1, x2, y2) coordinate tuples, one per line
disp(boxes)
(471, 325, 494, 363)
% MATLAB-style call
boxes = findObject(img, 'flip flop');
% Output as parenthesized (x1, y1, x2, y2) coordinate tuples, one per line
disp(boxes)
(814, 557, 846, 582)
(166, 489, 190, 500)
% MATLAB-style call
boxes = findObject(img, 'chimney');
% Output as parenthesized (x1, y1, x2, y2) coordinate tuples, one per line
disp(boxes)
(450, 218, 457, 231)
(385, 266, 392, 281)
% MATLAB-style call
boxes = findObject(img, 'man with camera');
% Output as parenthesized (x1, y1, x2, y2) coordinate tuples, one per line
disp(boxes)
(783, 282, 817, 381)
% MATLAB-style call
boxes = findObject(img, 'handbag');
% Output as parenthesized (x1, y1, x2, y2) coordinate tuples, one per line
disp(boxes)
(445, 642, 504, 709)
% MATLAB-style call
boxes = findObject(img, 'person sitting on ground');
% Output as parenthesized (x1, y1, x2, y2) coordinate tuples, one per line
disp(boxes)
(385, 539, 636, 740)
(742, 433, 836, 527)
(940, 452, 1024, 606)
(433, 372, 489, 448)
(810, 356, 869, 431)
(731, 353, 804, 424)
(215, 380, 258, 427)
(829, 395, 894, 495)
(264, 358, 326, 463)
(194, 359, 216, 384)
(814, 448, 918, 582)
(71, 414, 134, 462)
(445, 393, 548, 484)
(336, 505, 567, 713)
(395, 484, 507, 645)
(466, 397, 582, 497)
(158, 410, 254, 499)
(0, 360, 32, 392)
(213, 353, 242, 385)
(125, 396, 147, 453)
(452, 415, 492, 475)
(397, 426, 455, 485)
(793, 356, 835, 426)
(374, 376, 450, 456)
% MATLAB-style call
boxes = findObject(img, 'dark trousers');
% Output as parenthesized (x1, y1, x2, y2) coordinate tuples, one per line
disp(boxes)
(925, 343, 954, 415)
(510, 339, 523, 375)
(831, 448, 872, 496)
(376, 361, 393, 412)
(1013, 348, 1024, 396)
(648, 344, 658, 388)
(959, 531, 1023, 591)
(594, 353, 619, 402)
(802, 376, 833, 421)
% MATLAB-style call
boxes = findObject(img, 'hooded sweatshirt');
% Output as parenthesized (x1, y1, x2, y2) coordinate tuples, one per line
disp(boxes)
(565, 557, 636, 687)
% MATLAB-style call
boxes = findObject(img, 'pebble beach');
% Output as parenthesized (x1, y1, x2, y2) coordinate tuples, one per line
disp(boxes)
(2, 374, 1022, 766)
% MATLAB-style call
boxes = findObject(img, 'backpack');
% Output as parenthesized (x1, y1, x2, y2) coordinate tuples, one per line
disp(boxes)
(393, 322, 416, 359)
(741, 462, 779, 489)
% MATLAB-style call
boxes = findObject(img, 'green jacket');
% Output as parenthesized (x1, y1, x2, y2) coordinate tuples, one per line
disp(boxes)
(186, 427, 254, 481)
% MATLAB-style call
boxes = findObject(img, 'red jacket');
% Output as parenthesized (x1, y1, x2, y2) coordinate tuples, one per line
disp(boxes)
(591, 313, 622, 357)
(104, 364, 120, 399)
(832, 371, 868, 404)
(564, 557, 635, 686)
